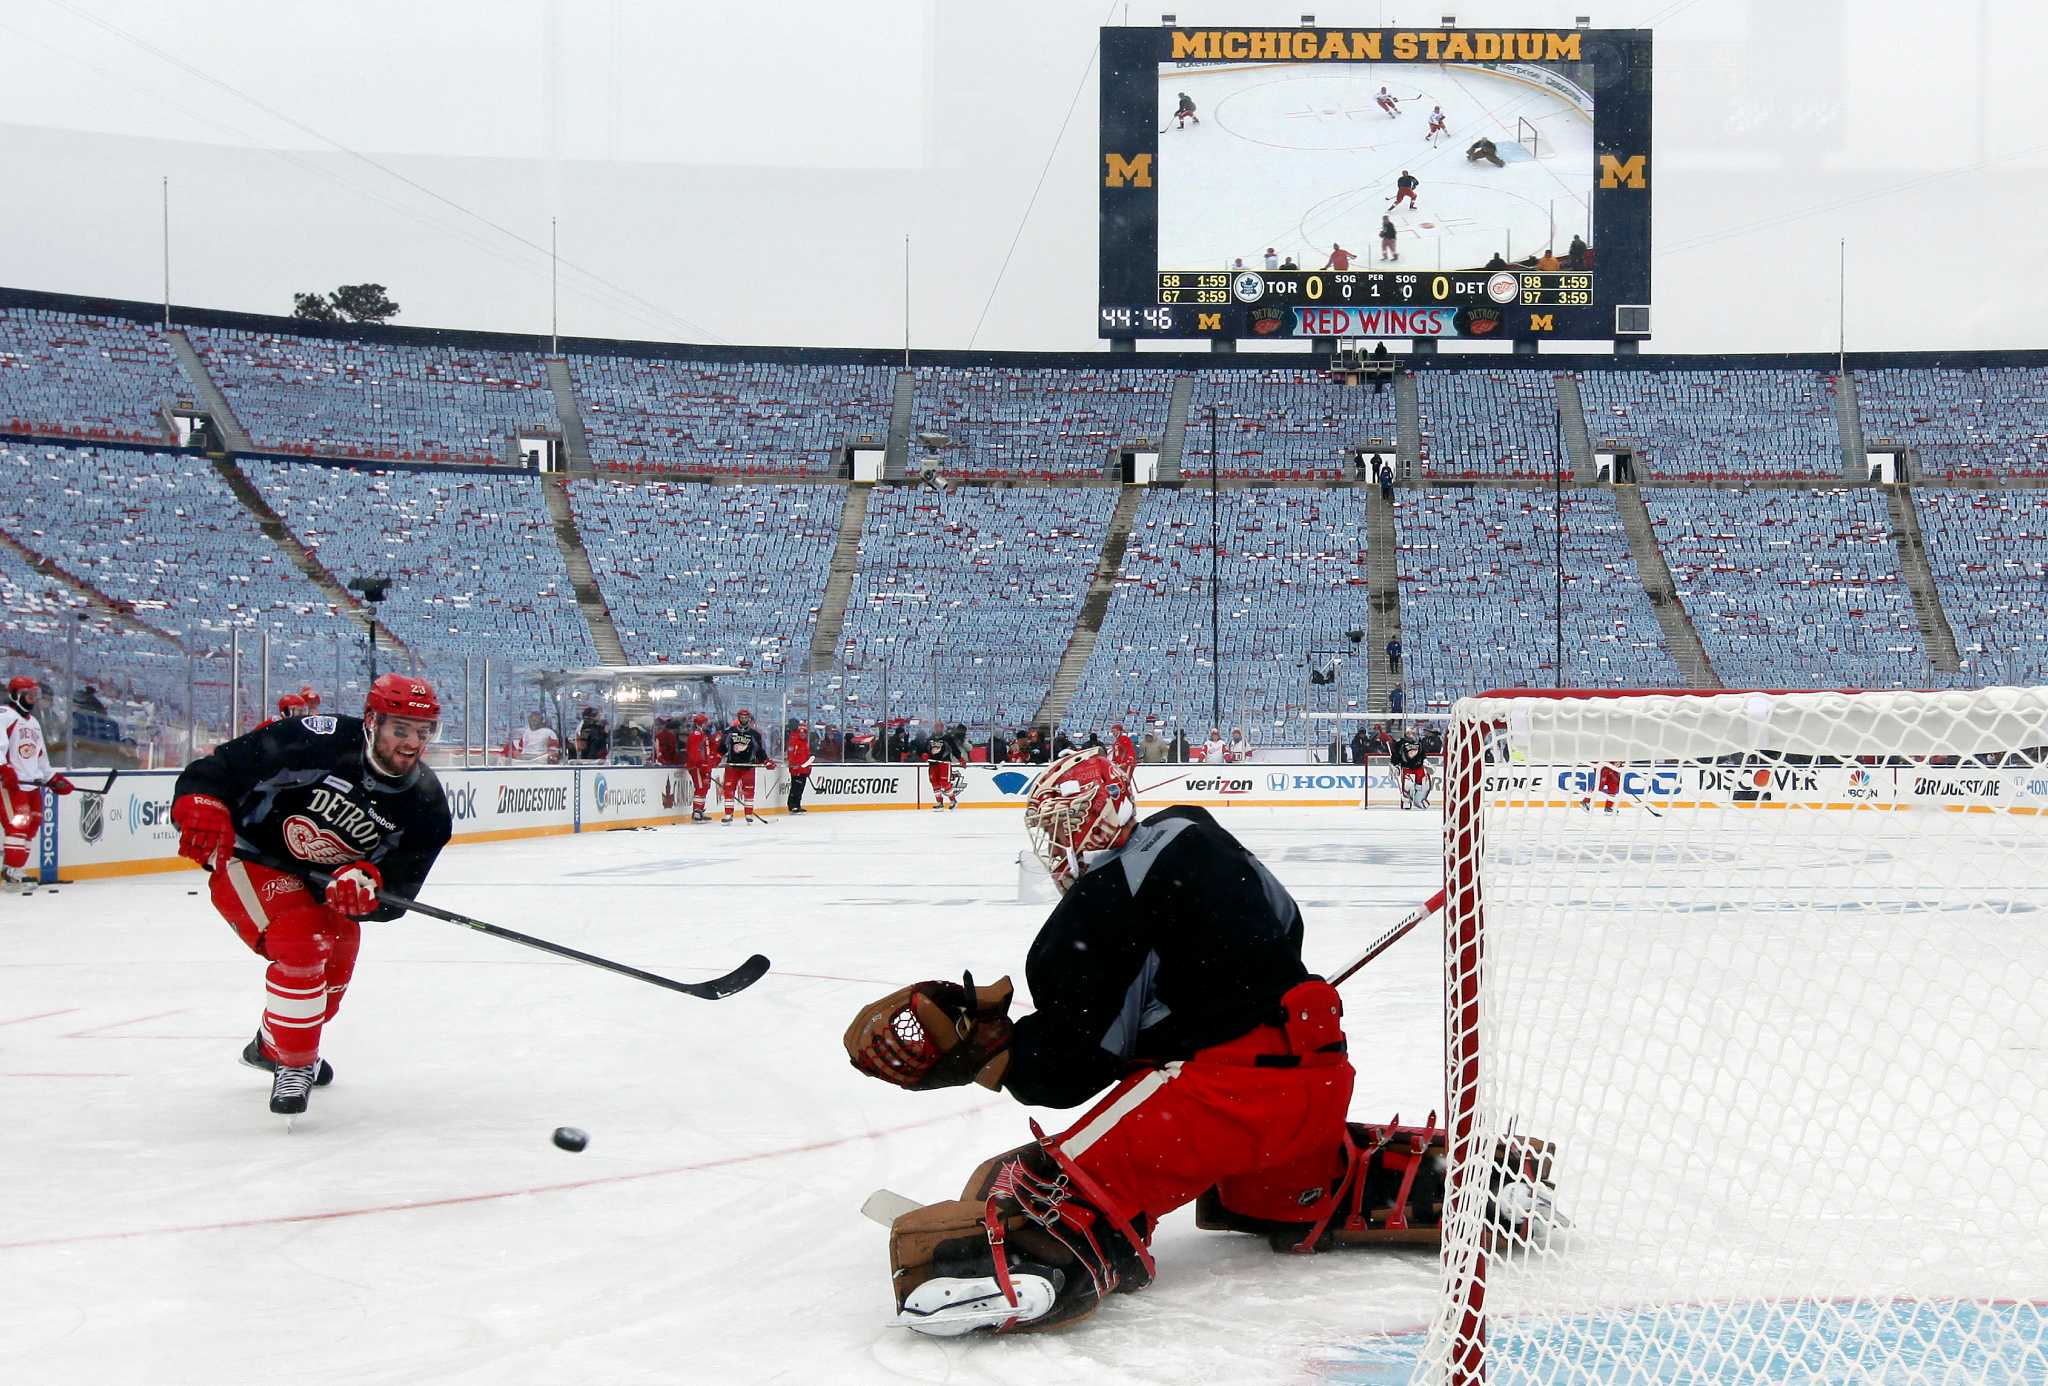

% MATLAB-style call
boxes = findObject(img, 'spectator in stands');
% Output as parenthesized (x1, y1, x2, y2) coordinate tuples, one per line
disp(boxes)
(1378, 459, 1396, 504)
(1566, 234, 1589, 270)
(653, 716, 681, 767)
(904, 719, 931, 762)
(511, 711, 561, 764)
(1226, 727, 1255, 763)
(1422, 724, 1445, 757)
(1389, 687, 1405, 714)
(1030, 727, 1052, 763)
(987, 728, 1010, 765)
(1169, 726, 1190, 761)
(1535, 248, 1561, 272)
(73, 684, 108, 715)
(1483, 251, 1508, 270)
(1081, 730, 1105, 754)
(1201, 727, 1228, 762)
(1231, 257, 1248, 273)
(613, 721, 648, 757)
(1280, 255, 1299, 271)
(574, 707, 610, 762)
(1351, 725, 1372, 765)
(1387, 636, 1402, 674)
(1263, 248, 1280, 271)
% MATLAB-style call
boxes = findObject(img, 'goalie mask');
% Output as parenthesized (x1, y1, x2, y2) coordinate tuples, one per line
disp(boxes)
(1023, 748, 1136, 893)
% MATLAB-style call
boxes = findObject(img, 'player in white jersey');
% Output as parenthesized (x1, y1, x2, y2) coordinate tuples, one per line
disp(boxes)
(1375, 85, 1401, 117)
(1, 676, 76, 892)
(1425, 105, 1448, 143)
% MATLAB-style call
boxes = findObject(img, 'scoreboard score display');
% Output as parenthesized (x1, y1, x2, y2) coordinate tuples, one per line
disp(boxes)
(1098, 25, 1651, 342)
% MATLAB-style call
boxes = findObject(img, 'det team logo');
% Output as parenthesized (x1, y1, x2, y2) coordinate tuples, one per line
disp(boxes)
(282, 814, 357, 865)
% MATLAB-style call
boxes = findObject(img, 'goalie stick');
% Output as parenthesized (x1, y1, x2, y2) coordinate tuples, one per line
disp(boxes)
(240, 852, 770, 1000)
(1329, 887, 1446, 988)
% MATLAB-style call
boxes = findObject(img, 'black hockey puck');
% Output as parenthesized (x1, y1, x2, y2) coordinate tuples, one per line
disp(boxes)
(552, 1126, 588, 1153)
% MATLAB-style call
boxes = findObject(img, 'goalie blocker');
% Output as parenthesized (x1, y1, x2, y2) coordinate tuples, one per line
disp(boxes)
(845, 748, 1554, 1336)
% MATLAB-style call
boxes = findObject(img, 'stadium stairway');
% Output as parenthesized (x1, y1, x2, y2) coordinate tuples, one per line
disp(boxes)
(807, 482, 873, 672)
(1612, 483, 1721, 689)
(1555, 375, 1598, 483)
(1366, 480, 1401, 713)
(1832, 369, 1868, 483)
(0, 527, 186, 654)
(211, 459, 409, 659)
(1393, 369, 1421, 479)
(165, 330, 253, 453)
(1034, 485, 1144, 727)
(1157, 377, 1192, 482)
(540, 477, 626, 665)
(544, 358, 593, 470)
(1883, 485, 1964, 674)
(883, 371, 915, 480)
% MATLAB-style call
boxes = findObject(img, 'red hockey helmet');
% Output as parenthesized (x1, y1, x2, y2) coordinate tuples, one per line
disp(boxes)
(299, 685, 321, 711)
(692, 712, 709, 726)
(364, 673, 441, 723)
(734, 707, 752, 723)
(1023, 748, 1137, 894)
(277, 691, 307, 716)
(6, 674, 37, 713)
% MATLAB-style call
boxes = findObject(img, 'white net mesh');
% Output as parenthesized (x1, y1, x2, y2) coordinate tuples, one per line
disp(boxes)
(1418, 688, 2048, 1384)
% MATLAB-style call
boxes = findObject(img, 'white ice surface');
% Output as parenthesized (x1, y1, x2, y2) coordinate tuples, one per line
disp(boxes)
(1158, 63, 1594, 273)
(0, 807, 1448, 1386)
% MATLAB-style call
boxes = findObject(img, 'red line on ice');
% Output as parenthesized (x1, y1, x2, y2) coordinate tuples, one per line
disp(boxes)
(61, 1008, 192, 1038)
(0, 1008, 81, 1027)
(0, 1105, 992, 1251)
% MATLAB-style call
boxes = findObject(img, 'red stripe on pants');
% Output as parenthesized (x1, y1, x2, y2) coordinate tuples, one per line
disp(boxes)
(210, 861, 362, 1068)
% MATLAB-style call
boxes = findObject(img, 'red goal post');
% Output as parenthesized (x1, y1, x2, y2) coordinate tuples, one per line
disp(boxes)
(1423, 686, 2048, 1385)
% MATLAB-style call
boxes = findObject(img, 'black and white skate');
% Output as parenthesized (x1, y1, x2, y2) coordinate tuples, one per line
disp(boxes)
(240, 1035, 333, 1086)
(269, 1063, 318, 1116)
(897, 1268, 1062, 1336)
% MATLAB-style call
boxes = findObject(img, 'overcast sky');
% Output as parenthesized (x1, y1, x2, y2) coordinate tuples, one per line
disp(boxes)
(1, 0, 2041, 354)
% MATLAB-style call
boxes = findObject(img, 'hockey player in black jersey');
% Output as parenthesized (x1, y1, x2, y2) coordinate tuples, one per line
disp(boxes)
(1392, 732, 1432, 809)
(171, 673, 452, 1117)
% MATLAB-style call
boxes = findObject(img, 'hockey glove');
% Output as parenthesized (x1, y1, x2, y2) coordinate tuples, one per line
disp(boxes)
(47, 774, 74, 796)
(846, 972, 1014, 1092)
(324, 861, 382, 918)
(171, 793, 235, 868)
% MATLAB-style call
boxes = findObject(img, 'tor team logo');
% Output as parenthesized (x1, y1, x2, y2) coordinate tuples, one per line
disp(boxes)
(1231, 271, 1265, 303)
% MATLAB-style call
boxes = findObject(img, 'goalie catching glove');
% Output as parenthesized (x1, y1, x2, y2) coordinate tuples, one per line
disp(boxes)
(846, 972, 1014, 1091)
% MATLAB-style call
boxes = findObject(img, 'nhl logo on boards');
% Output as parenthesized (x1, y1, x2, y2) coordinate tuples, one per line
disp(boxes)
(79, 791, 104, 844)
(1231, 271, 1265, 303)
(1250, 306, 1287, 336)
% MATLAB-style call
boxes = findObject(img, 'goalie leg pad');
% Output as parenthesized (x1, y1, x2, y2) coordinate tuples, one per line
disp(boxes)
(888, 1137, 1153, 1336)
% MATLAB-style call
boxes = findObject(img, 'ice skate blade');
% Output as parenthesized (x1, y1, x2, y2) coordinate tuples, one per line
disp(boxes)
(897, 1274, 1056, 1336)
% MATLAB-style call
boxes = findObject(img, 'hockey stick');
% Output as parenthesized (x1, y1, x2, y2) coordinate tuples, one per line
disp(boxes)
(1329, 887, 1446, 988)
(1627, 786, 1665, 819)
(28, 769, 118, 797)
(241, 852, 770, 1000)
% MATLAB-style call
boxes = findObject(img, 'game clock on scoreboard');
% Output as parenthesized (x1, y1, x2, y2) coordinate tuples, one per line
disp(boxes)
(1099, 306, 1180, 334)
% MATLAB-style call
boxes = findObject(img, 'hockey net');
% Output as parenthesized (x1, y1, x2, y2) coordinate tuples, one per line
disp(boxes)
(1415, 688, 2048, 1384)
(1513, 115, 1546, 160)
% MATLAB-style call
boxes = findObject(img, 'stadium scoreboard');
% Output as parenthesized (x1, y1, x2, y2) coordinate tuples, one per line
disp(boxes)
(1098, 26, 1651, 343)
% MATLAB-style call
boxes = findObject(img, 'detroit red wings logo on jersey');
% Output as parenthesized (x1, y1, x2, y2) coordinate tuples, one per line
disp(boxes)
(282, 814, 360, 866)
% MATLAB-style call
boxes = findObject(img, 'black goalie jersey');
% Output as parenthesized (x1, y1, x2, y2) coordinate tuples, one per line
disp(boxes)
(174, 714, 453, 922)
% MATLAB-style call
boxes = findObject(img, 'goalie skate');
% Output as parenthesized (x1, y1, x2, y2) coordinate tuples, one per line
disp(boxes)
(895, 1270, 1062, 1337)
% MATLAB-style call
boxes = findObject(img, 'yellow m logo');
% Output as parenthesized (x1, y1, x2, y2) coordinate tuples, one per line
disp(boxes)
(1529, 314, 1555, 332)
(1103, 152, 1154, 188)
(1598, 154, 1647, 189)
(1197, 312, 1222, 332)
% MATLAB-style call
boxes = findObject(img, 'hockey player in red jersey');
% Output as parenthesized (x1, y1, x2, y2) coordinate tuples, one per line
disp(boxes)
(685, 712, 718, 822)
(258, 690, 307, 731)
(845, 749, 1390, 1335)
(1, 676, 74, 892)
(170, 673, 452, 1117)
(785, 722, 815, 814)
(1109, 723, 1136, 776)
(1581, 761, 1622, 814)
(718, 708, 774, 823)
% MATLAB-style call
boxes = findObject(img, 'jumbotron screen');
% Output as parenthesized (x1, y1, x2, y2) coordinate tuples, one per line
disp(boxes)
(1098, 25, 1651, 342)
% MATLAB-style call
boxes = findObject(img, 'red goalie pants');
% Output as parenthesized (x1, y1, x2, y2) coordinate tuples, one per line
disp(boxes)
(210, 859, 361, 1068)
(720, 765, 756, 811)
(1045, 989, 1355, 1234)
(0, 781, 42, 871)
(688, 765, 713, 812)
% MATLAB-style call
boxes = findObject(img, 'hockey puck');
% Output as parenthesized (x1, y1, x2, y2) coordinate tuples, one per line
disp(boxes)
(552, 1126, 588, 1153)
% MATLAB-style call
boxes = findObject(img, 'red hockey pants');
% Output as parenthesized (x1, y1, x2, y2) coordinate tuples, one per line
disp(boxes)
(1045, 984, 1355, 1231)
(0, 781, 42, 871)
(720, 765, 756, 813)
(211, 859, 361, 1068)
